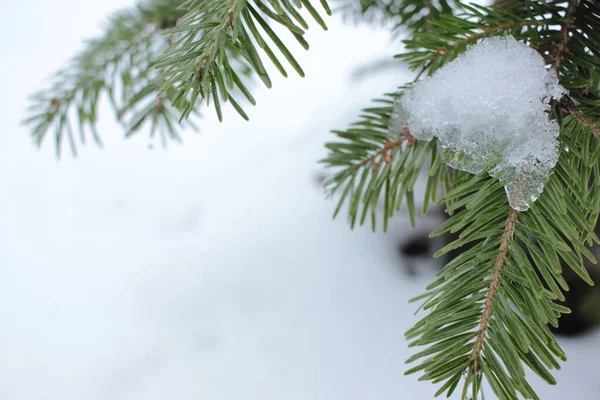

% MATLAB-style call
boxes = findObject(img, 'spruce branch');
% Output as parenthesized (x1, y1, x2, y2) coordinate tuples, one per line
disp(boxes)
(155, 0, 332, 121)
(23, 0, 333, 156)
(397, 1, 585, 73)
(550, 0, 600, 143)
(569, 108, 600, 140)
(469, 208, 518, 375)
(182, 0, 243, 85)
(23, 0, 200, 157)
(321, 94, 440, 231)
(397, 107, 599, 399)
(401, 160, 595, 399)
(435, 20, 546, 57)
(324, 4, 600, 399)
(551, 0, 579, 72)
(22, 1, 600, 397)
(335, 0, 460, 33)
(558, 96, 600, 140)
(349, 132, 412, 173)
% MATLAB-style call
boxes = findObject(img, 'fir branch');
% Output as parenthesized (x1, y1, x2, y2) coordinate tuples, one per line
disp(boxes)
(156, 0, 332, 121)
(335, 0, 460, 33)
(21, 0, 600, 399)
(552, 0, 579, 72)
(401, 108, 600, 399)
(551, 0, 600, 142)
(569, 108, 600, 140)
(348, 133, 411, 173)
(436, 20, 546, 57)
(558, 97, 600, 140)
(23, 0, 199, 157)
(322, 94, 440, 230)
(191, 0, 243, 84)
(397, 1, 572, 73)
(325, 4, 600, 397)
(470, 208, 518, 374)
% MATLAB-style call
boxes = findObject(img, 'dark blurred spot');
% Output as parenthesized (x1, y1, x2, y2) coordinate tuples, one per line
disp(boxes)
(399, 235, 431, 257)
(397, 234, 433, 276)
(551, 266, 600, 337)
(158, 19, 178, 30)
(314, 172, 328, 188)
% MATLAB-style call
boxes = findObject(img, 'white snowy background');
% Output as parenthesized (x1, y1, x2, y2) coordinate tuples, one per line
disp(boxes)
(1, 1, 599, 399)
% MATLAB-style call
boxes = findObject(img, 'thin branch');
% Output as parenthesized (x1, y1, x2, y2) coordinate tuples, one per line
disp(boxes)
(552, 0, 579, 72)
(550, 1, 600, 142)
(349, 131, 413, 173)
(436, 20, 546, 55)
(558, 96, 600, 140)
(469, 207, 519, 373)
(197, 0, 244, 83)
(568, 106, 600, 139)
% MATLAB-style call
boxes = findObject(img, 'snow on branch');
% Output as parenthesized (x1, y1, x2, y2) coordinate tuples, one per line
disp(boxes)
(389, 36, 565, 211)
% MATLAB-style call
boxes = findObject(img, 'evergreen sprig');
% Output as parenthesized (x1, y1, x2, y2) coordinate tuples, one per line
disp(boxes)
(23, 0, 203, 157)
(555, 0, 600, 138)
(405, 126, 599, 398)
(335, 0, 459, 33)
(155, 0, 332, 122)
(23, 0, 600, 398)
(321, 93, 441, 231)
(322, 1, 600, 398)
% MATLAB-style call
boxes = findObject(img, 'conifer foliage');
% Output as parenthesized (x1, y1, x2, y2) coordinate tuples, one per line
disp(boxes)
(23, 0, 331, 156)
(24, 0, 600, 399)
(24, 1, 197, 156)
(324, 1, 600, 398)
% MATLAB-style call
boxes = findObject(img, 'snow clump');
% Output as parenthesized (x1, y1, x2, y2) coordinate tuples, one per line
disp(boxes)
(389, 35, 565, 211)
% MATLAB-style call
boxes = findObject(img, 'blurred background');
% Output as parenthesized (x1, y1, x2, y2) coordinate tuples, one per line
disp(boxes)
(1, 1, 599, 399)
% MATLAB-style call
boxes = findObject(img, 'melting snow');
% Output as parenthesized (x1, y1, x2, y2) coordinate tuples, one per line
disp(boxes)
(390, 35, 565, 211)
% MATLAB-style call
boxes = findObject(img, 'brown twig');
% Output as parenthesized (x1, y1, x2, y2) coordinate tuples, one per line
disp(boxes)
(469, 208, 519, 373)
(436, 20, 547, 56)
(550, 2, 600, 141)
(350, 132, 413, 173)
(566, 106, 600, 140)
(558, 96, 600, 140)
(552, 0, 579, 72)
